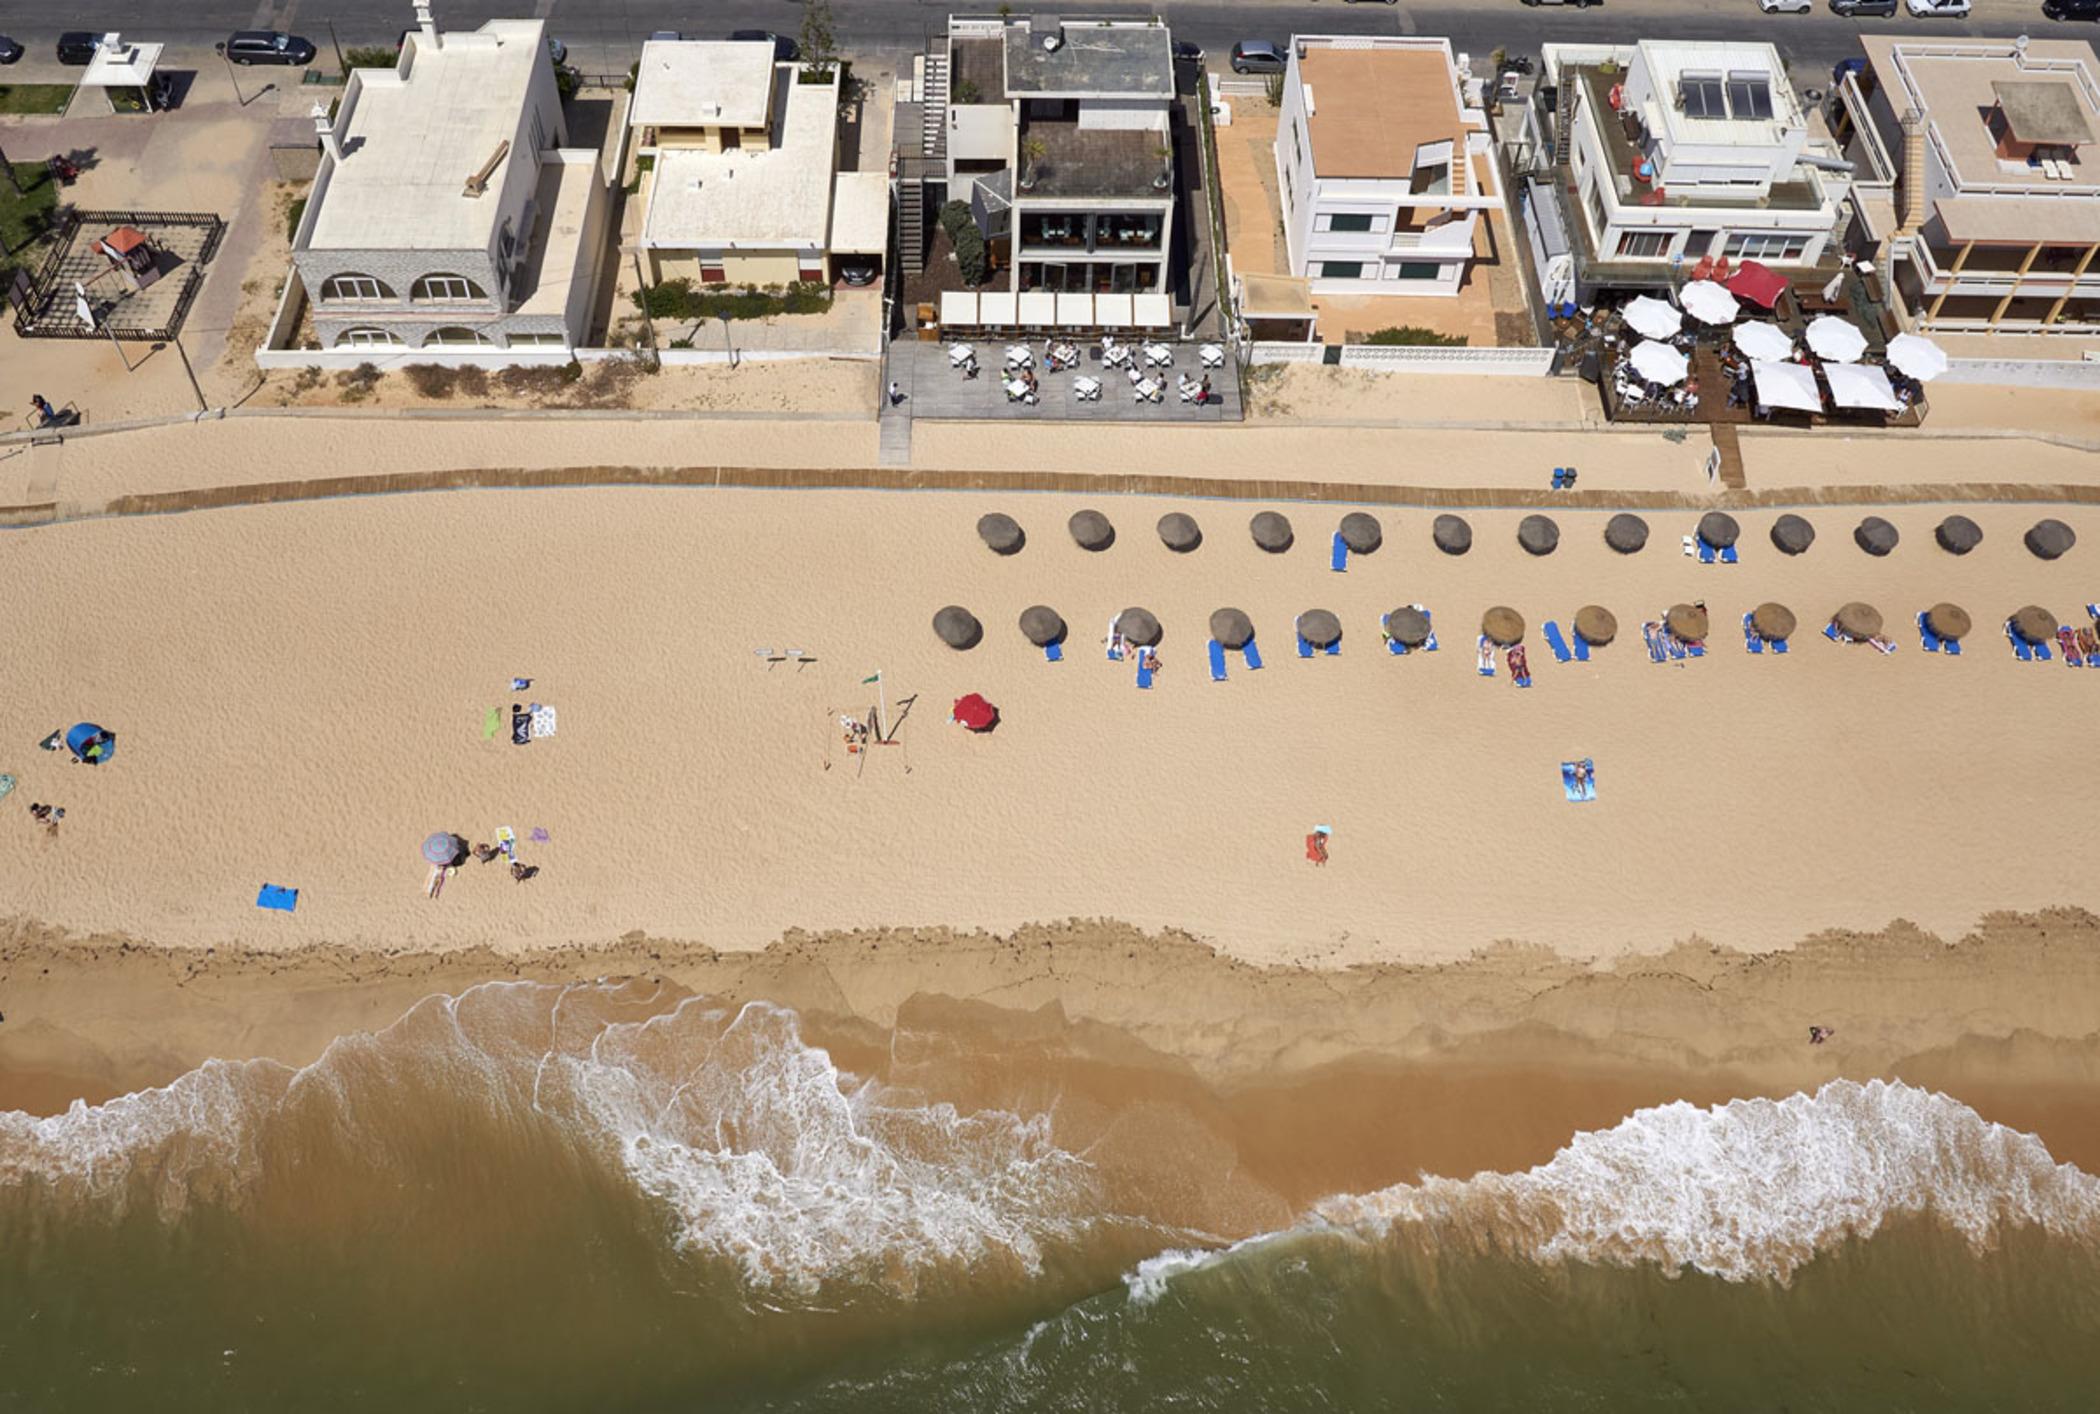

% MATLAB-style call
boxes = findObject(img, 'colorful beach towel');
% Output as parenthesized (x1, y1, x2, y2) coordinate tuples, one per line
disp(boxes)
(483, 707, 501, 741)
(256, 884, 299, 913)
(531, 706, 558, 739)
(0, 774, 13, 803)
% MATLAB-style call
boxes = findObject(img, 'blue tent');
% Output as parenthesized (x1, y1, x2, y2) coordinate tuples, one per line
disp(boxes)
(65, 722, 115, 765)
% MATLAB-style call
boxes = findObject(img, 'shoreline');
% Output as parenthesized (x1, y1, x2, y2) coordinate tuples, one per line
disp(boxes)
(7, 907, 2100, 1181)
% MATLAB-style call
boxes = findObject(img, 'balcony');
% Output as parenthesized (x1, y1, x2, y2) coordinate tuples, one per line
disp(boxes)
(1020, 211, 1163, 257)
(1017, 115, 1172, 202)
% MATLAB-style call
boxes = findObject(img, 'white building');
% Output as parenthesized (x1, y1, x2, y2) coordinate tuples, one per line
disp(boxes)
(1273, 36, 1500, 298)
(1834, 35, 2100, 336)
(628, 40, 888, 287)
(288, 8, 612, 356)
(1541, 40, 1850, 291)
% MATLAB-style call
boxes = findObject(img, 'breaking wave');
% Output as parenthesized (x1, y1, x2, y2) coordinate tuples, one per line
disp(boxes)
(0, 981, 1105, 1297)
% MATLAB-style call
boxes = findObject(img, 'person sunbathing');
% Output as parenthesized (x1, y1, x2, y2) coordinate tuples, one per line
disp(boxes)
(1305, 830, 1328, 865)
(1508, 645, 1531, 685)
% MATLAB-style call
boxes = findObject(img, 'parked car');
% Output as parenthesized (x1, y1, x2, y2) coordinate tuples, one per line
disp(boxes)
(648, 31, 684, 42)
(56, 31, 101, 65)
(728, 29, 798, 62)
(1341, 0, 1399, 5)
(1757, 0, 1812, 12)
(1905, 0, 1970, 13)
(837, 262, 880, 288)
(1172, 40, 1204, 64)
(219, 31, 318, 65)
(0, 35, 22, 65)
(2043, 0, 2100, 18)
(1229, 41, 1286, 75)
(548, 37, 568, 65)
(1831, 0, 1899, 14)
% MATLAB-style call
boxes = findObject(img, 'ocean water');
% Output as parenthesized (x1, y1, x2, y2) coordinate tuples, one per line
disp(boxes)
(2, 981, 2096, 1412)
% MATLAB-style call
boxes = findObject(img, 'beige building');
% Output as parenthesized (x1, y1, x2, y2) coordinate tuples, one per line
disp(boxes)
(629, 40, 887, 287)
(1834, 35, 2100, 336)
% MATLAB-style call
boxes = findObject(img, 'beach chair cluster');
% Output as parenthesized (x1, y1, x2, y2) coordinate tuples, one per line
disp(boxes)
(1824, 622, 1897, 654)
(1540, 621, 1591, 664)
(1644, 621, 1706, 665)
(1297, 633, 1341, 659)
(1476, 638, 1533, 686)
(1550, 467, 1579, 491)
(1744, 613, 1791, 656)
(1915, 612, 1961, 657)
(1380, 606, 1440, 657)
(1684, 535, 1739, 566)
(1207, 637, 1265, 682)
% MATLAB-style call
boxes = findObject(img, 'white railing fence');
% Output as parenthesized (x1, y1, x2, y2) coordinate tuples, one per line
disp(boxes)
(1246, 342, 1558, 375)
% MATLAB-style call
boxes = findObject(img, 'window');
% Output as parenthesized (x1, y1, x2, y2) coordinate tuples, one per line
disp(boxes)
(1679, 74, 1726, 120)
(411, 274, 486, 302)
(1616, 230, 1671, 259)
(1293, 121, 1305, 171)
(1319, 213, 1378, 234)
(1584, 181, 1609, 241)
(1726, 72, 1774, 121)
(322, 274, 391, 301)
(1317, 261, 1365, 279)
(335, 327, 401, 347)
(507, 333, 567, 346)
(424, 327, 493, 346)
(1385, 261, 1441, 281)
(1724, 232, 1809, 262)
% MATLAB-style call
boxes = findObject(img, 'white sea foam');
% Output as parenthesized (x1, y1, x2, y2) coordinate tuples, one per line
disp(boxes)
(0, 984, 1104, 1296)
(1311, 1079, 2100, 1284)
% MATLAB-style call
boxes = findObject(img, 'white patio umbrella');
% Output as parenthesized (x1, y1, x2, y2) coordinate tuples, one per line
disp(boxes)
(1732, 321, 1795, 362)
(1628, 339, 1690, 386)
(1884, 332, 1950, 383)
(1623, 295, 1683, 341)
(1804, 315, 1869, 364)
(1680, 280, 1740, 326)
(1825, 363, 1903, 413)
(1751, 359, 1824, 414)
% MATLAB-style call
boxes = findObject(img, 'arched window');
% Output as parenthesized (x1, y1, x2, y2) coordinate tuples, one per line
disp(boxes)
(335, 327, 403, 347)
(424, 327, 494, 346)
(321, 273, 393, 301)
(411, 274, 487, 302)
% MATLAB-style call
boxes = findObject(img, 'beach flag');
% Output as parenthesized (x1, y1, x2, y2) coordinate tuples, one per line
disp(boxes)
(862, 671, 882, 684)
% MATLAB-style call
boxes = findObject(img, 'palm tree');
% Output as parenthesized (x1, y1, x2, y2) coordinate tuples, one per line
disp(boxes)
(1020, 136, 1048, 190)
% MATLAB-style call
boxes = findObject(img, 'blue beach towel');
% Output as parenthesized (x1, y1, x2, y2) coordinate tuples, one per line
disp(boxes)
(1543, 622, 1572, 664)
(1560, 759, 1598, 803)
(1244, 640, 1265, 671)
(257, 885, 299, 913)
(1208, 639, 1228, 682)
(1917, 612, 1941, 653)
(1330, 532, 1348, 572)
(1045, 641, 1064, 662)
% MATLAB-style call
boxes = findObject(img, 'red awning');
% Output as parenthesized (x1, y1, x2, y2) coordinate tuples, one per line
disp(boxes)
(1724, 260, 1789, 310)
(951, 694, 998, 732)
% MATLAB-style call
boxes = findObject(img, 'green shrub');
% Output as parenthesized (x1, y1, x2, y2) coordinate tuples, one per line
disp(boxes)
(939, 200, 974, 242)
(632, 277, 694, 319)
(343, 46, 399, 70)
(283, 196, 308, 244)
(403, 364, 459, 398)
(1363, 326, 1469, 347)
(953, 224, 989, 286)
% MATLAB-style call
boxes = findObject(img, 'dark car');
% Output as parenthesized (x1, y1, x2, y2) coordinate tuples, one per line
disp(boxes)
(0, 35, 22, 65)
(56, 31, 101, 65)
(1229, 41, 1286, 76)
(220, 31, 317, 65)
(1830, 0, 1898, 14)
(837, 262, 880, 288)
(1172, 40, 1204, 64)
(2044, 0, 2100, 18)
(728, 29, 798, 62)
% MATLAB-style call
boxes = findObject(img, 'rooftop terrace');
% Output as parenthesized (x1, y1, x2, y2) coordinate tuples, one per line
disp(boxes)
(1576, 65, 1827, 213)
(1020, 114, 1170, 201)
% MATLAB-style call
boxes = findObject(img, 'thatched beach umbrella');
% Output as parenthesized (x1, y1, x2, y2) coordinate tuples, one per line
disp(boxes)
(1158, 512, 1202, 552)
(1251, 511, 1294, 553)
(1834, 602, 1882, 640)
(977, 512, 1024, 555)
(1934, 515, 1982, 555)
(1698, 511, 1740, 549)
(1752, 602, 1797, 642)
(1069, 509, 1115, 551)
(1854, 516, 1899, 557)
(1116, 607, 1161, 647)
(1297, 609, 1342, 648)
(1433, 514, 1472, 556)
(1771, 514, 1816, 556)
(1386, 605, 1430, 648)
(1665, 603, 1709, 643)
(1339, 512, 1382, 555)
(1019, 604, 1065, 647)
(1605, 513, 1649, 554)
(1517, 515, 1560, 556)
(2011, 605, 2058, 644)
(2026, 519, 2077, 561)
(1926, 603, 1971, 643)
(1209, 607, 1254, 649)
(1575, 605, 1617, 646)
(934, 605, 983, 649)
(1482, 606, 1526, 646)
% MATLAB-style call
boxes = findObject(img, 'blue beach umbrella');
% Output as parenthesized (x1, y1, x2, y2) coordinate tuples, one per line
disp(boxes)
(65, 723, 115, 765)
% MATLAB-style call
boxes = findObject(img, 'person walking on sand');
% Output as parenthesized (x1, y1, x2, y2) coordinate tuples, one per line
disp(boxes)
(510, 861, 539, 883)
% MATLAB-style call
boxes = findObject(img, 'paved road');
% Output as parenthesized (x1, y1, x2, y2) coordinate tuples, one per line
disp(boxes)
(0, 0, 2085, 83)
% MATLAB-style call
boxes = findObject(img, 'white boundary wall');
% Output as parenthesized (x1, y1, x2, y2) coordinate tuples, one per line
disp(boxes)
(1248, 342, 1558, 375)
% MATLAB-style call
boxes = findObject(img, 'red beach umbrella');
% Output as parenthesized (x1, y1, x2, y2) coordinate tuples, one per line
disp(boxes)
(951, 694, 998, 732)
(1724, 260, 1789, 311)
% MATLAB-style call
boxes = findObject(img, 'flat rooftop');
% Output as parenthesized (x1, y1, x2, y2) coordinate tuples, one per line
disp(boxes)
(1020, 114, 1170, 200)
(1864, 36, 2100, 190)
(1575, 64, 1827, 212)
(1637, 39, 1803, 148)
(1002, 22, 1173, 99)
(307, 19, 545, 252)
(1298, 45, 1468, 181)
(644, 70, 838, 248)
(630, 40, 776, 130)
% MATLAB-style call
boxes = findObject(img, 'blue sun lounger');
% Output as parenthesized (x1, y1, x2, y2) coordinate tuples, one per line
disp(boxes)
(1137, 656, 1156, 689)
(1543, 622, 1572, 663)
(1698, 539, 1718, 565)
(1669, 635, 1688, 661)
(1772, 635, 1789, 654)
(1824, 622, 1844, 643)
(1298, 635, 1315, 659)
(1244, 639, 1264, 671)
(257, 884, 299, 913)
(1382, 614, 1408, 655)
(2037, 638, 2054, 661)
(1209, 638, 1228, 681)
(1720, 545, 1739, 565)
(2008, 622, 2033, 661)
(1687, 639, 1705, 658)
(1917, 611, 1941, 653)
(1045, 641, 1064, 662)
(1572, 630, 1589, 661)
(1330, 531, 1349, 572)
(1942, 634, 1960, 657)
(1326, 637, 1340, 656)
(1743, 612, 1763, 655)
(1645, 625, 1667, 664)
